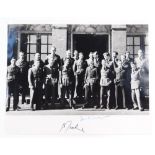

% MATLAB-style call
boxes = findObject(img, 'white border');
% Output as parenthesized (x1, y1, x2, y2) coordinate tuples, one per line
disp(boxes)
(0, 0, 154, 155)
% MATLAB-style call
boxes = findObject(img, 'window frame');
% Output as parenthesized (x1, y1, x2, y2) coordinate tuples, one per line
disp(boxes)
(19, 31, 52, 62)
(126, 34, 148, 60)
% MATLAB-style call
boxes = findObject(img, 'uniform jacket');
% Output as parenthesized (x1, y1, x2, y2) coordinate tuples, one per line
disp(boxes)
(100, 67, 112, 86)
(16, 59, 29, 84)
(44, 65, 59, 85)
(73, 59, 87, 75)
(7, 65, 20, 83)
(135, 57, 146, 69)
(85, 66, 98, 85)
(28, 65, 44, 88)
(131, 69, 141, 89)
(114, 67, 126, 86)
(60, 65, 74, 86)
(45, 54, 61, 69)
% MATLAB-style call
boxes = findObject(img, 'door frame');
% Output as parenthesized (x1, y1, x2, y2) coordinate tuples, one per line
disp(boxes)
(71, 32, 111, 56)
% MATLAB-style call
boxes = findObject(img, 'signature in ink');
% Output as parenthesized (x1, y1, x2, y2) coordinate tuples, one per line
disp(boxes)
(59, 121, 85, 133)
(80, 115, 109, 122)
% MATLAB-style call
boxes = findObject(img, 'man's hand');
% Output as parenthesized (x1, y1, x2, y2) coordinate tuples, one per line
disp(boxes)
(29, 85, 34, 89)
(59, 83, 62, 88)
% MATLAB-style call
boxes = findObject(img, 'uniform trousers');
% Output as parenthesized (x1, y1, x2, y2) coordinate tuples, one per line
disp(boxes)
(61, 77, 74, 108)
(30, 82, 43, 110)
(7, 80, 19, 110)
(100, 86, 110, 108)
(85, 82, 96, 106)
(115, 84, 126, 109)
(45, 78, 57, 107)
(19, 81, 28, 104)
(76, 75, 84, 98)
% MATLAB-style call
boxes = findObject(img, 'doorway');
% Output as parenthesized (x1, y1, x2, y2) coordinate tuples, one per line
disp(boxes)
(73, 34, 109, 59)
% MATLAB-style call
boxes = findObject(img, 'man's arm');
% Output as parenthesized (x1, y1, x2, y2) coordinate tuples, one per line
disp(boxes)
(28, 68, 34, 89)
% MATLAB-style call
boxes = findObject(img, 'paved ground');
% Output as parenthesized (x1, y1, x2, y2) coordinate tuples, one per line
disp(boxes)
(6, 103, 149, 115)
(6, 97, 149, 115)
(6, 109, 149, 115)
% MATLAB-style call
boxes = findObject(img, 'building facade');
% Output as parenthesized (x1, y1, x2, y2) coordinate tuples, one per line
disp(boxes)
(8, 24, 148, 62)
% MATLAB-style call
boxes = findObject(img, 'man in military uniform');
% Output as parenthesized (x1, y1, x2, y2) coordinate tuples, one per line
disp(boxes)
(135, 49, 149, 108)
(131, 63, 144, 111)
(103, 52, 113, 70)
(62, 50, 75, 98)
(93, 51, 101, 70)
(135, 49, 146, 70)
(6, 58, 20, 111)
(114, 60, 127, 109)
(32, 52, 44, 68)
(62, 50, 74, 66)
(100, 60, 112, 109)
(125, 51, 133, 64)
(72, 50, 79, 97)
(46, 46, 61, 100)
(60, 58, 75, 109)
(44, 55, 59, 109)
(16, 51, 29, 104)
(103, 52, 115, 108)
(93, 51, 101, 106)
(86, 52, 94, 66)
(121, 54, 132, 109)
(83, 60, 98, 108)
(28, 60, 44, 111)
(73, 52, 87, 100)
(45, 46, 61, 66)
(73, 50, 79, 62)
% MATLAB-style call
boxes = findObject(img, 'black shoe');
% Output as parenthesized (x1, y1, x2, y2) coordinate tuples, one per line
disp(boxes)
(82, 103, 88, 109)
(140, 108, 144, 111)
(106, 106, 110, 110)
(71, 106, 75, 109)
(17, 106, 21, 110)
(32, 108, 35, 111)
(94, 105, 98, 109)
(100, 105, 104, 109)
(133, 107, 139, 110)
(6, 107, 9, 112)
(115, 106, 119, 110)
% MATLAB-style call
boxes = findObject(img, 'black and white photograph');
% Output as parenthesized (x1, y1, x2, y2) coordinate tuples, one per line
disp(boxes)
(6, 24, 149, 115)
(0, 1, 154, 155)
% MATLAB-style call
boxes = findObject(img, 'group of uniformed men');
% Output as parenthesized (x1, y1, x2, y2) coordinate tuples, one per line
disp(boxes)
(6, 46, 148, 111)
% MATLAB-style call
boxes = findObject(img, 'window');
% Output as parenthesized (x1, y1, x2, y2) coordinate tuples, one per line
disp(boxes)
(20, 33, 52, 62)
(126, 35, 148, 60)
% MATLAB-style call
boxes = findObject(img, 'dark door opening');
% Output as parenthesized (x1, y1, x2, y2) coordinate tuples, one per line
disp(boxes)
(73, 34, 108, 59)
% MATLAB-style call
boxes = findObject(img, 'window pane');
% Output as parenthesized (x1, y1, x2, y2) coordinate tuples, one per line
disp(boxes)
(145, 36, 148, 45)
(41, 35, 47, 44)
(130, 54, 134, 59)
(48, 45, 52, 53)
(27, 44, 29, 53)
(41, 45, 47, 53)
(48, 35, 52, 44)
(41, 54, 48, 62)
(134, 46, 141, 54)
(127, 46, 133, 54)
(134, 37, 140, 45)
(30, 45, 37, 53)
(30, 54, 35, 61)
(127, 37, 133, 45)
(27, 54, 30, 61)
(134, 54, 138, 59)
(30, 35, 37, 43)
